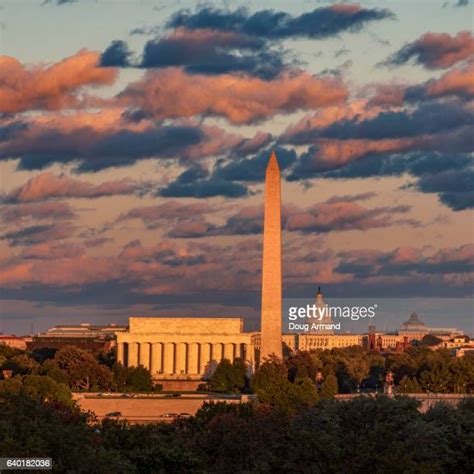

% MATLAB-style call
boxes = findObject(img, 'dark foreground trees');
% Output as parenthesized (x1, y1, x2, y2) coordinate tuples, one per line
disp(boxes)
(0, 395, 128, 473)
(1, 344, 473, 471)
(1, 391, 472, 473)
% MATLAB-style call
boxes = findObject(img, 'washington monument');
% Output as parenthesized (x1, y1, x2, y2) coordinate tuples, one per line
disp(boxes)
(260, 151, 283, 360)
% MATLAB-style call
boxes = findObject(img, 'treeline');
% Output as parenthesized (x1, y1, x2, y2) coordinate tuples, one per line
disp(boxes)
(0, 392, 472, 473)
(208, 345, 474, 395)
(0, 344, 155, 393)
(1, 343, 473, 396)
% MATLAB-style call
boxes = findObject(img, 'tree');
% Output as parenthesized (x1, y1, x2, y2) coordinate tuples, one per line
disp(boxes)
(0, 394, 130, 472)
(100, 419, 197, 472)
(0, 375, 72, 405)
(420, 334, 443, 347)
(448, 357, 474, 393)
(229, 358, 248, 392)
(41, 359, 69, 385)
(208, 358, 248, 393)
(423, 398, 474, 472)
(418, 361, 451, 393)
(251, 356, 317, 413)
(320, 374, 338, 399)
(209, 359, 234, 392)
(97, 349, 116, 369)
(112, 363, 153, 392)
(126, 365, 153, 392)
(2, 353, 40, 376)
(341, 355, 370, 391)
(0, 343, 20, 360)
(31, 347, 57, 364)
(251, 356, 289, 407)
(288, 376, 319, 409)
(386, 352, 417, 383)
(285, 351, 319, 382)
(54, 346, 112, 391)
(397, 375, 421, 393)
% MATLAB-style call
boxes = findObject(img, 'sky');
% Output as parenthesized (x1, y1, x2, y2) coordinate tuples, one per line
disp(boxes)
(0, 0, 473, 335)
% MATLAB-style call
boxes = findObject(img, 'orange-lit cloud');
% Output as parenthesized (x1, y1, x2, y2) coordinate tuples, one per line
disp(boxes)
(0, 50, 118, 113)
(1, 172, 150, 203)
(118, 68, 347, 124)
(369, 62, 474, 106)
(20, 243, 86, 260)
(281, 100, 387, 140)
(427, 62, 474, 98)
(384, 30, 474, 69)
(117, 201, 216, 229)
(285, 199, 414, 233)
(309, 137, 415, 167)
(1, 201, 76, 221)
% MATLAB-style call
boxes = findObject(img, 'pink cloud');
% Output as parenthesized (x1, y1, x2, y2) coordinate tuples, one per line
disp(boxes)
(427, 62, 474, 98)
(430, 243, 474, 264)
(1, 202, 76, 222)
(1, 222, 75, 247)
(336, 243, 474, 281)
(118, 68, 347, 124)
(163, 27, 259, 48)
(180, 123, 245, 160)
(310, 137, 415, 167)
(282, 100, 385, 140)
(233, 131, 273, 156)
(285, 201, 412, 233)
(83, 237, 114, 248)
(2, 172, 150, 203)
(167, 220, 214, 238)
(387, 247, 422, 264)
(20, 243, 85, 260)
(368, 84, 408, 107)
(401, 30, 474, 69)
(368, 62, 474, 105)
(117, 201, 216, 228)
(0, 50, 118, 113)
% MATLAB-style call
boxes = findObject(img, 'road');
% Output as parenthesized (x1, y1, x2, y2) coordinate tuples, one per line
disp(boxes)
(75, 394, 243, 423)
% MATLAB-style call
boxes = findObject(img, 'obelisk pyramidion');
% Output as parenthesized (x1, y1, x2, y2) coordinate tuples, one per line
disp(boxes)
(260, 150, 283, 361)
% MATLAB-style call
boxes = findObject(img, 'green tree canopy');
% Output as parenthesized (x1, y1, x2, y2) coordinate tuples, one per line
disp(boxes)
(320, 373, 338, 399)
(112, 363, 153, 392)
(420, 334, 444, 346)
(251, 356, 318, 413)
(0, 375, 72, 405)
(54, 346, 112, 391)
(208, 358, 248, 393)
(2, 353, 40, 376)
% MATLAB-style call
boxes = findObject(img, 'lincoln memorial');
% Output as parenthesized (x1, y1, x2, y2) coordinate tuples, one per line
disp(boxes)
(116, 317, 256, 380)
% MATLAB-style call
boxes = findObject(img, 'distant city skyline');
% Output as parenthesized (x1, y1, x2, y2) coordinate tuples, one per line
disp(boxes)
(1, 297, 472, 337)
(0, 0, 473, 334)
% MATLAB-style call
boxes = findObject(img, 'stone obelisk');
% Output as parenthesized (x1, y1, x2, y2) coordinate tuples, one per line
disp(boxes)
(260, 150, 283, 360)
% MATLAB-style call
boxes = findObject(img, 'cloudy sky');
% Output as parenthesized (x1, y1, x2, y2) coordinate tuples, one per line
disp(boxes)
(0, 0, 473, 335)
